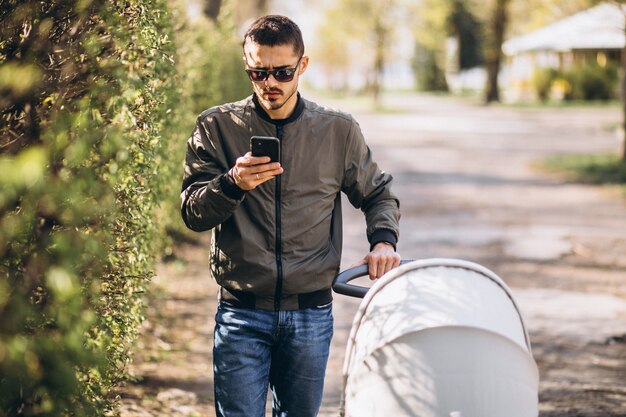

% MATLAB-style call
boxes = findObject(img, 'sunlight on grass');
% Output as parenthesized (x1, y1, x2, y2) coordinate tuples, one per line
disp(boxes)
(504, 99, 621, 109)
(540, 153, 626, 185)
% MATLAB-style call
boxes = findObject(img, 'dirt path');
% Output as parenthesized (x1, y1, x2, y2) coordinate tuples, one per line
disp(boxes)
(117, 93, 626, 417)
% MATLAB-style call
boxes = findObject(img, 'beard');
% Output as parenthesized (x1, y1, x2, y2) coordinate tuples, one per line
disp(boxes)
(264, 88, 285, 109)
(256, 84, 298, 112)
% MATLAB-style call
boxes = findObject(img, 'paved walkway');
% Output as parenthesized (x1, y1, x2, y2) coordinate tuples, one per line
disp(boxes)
(331, 93, 626, 416)
(118, 93, 626, 417)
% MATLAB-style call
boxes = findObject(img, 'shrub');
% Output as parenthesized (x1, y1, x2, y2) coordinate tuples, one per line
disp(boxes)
(412, 43, 449, 92)
(531, 67, 558, 102)
(562, 61, 619, 101)
(0, 1, 178, 415)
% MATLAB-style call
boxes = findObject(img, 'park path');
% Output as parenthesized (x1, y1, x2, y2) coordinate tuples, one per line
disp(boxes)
(117, 93, 626, 417)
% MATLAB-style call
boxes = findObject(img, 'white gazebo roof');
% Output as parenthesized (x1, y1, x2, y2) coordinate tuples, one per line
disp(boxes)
(503, 2, 625, 56)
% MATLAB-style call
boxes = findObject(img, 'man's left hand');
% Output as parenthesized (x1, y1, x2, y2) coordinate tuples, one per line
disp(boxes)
(359, 242, 401, 280)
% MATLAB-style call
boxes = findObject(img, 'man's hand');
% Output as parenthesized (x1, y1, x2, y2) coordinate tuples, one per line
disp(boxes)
(229, 152, 283, 190)
(359, 242, 401, 280)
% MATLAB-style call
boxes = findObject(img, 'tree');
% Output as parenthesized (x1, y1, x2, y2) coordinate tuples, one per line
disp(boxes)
(622, 11, 626, 161)
(205, 0, 222, 20)
(314, 9, 352, 92)
(613, 0, 626, 161)
(448, 0, 483, 71)
(484, 0, 510, 103)
(317, 0, 403, 104)
(411, 0, 483, 92)
(508, 0, 598, 36)
(412, 42, 449, 91)
(233, 0, 268, 27)
(410, 0, 451, 92)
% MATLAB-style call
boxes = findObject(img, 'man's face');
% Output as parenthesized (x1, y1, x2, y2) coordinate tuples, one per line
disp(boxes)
(243, 41, 308, 119)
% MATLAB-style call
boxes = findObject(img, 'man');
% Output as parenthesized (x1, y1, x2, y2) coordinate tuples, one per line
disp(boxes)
(181, 15, 401, 417)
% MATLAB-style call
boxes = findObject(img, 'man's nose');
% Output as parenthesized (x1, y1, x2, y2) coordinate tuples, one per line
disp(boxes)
(264, 74, 280, 87)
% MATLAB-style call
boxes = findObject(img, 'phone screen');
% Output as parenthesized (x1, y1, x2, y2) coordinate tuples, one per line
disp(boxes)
(250, 136, 280, 163)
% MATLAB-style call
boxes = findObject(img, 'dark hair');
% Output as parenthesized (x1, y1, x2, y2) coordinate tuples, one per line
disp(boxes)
(243, 15, 304, 57)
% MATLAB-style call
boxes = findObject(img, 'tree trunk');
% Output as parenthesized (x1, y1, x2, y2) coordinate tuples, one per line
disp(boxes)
(622, 24, 626, 160)
(372, 20, 386, 107)
(205, 0, 222, 21)
(484, 0, 509, 103)
(255, 0, 268, 15)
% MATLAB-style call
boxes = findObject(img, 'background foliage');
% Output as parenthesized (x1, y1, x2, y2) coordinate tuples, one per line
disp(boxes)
(0, 0, 248, 415)
(158, 1, 250, 250)
(314, 0, 608, 101)
(532, 61, 620, 102)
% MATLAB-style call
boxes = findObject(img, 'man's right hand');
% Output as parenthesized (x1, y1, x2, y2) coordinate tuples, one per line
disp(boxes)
(229, 152, 283, 190)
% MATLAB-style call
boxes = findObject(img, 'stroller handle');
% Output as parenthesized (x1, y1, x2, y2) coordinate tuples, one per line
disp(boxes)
(332, 260, 414, 298)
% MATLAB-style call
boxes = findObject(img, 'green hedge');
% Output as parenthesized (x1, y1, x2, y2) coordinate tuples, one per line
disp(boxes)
(0, 0, 178, 415)
(1, 0, 251, 414)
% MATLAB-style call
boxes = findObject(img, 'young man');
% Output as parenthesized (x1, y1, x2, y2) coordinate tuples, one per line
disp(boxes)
(181, 15, 401, 417)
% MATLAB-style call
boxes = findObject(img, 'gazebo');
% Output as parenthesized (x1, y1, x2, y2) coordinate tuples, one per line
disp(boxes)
(502, 2, 625, 100)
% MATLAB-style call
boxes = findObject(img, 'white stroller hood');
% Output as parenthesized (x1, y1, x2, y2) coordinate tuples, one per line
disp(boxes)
(341, 258, 539, 417)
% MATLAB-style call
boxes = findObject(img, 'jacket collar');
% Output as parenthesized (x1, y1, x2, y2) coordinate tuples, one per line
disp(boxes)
(252, 93, 305, 126)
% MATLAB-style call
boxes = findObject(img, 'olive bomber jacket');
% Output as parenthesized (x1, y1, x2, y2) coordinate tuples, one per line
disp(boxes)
(180, 94, 400, 311)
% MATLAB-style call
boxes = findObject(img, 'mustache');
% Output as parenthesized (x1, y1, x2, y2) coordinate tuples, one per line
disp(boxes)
(263, 88, 283, 94)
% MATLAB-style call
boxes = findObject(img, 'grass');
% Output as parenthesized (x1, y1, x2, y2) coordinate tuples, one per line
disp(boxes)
(540, 153, 626, 186)
(503, 98, 621, 109)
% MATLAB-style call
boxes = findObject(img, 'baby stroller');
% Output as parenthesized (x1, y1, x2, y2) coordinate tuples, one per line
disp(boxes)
(332, 258, 539, 417)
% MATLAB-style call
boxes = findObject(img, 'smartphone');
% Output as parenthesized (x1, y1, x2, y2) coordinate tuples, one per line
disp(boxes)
(250, 136, 280, 163)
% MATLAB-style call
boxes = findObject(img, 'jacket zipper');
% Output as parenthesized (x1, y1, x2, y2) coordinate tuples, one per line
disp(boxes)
(273, 125, 284, 311)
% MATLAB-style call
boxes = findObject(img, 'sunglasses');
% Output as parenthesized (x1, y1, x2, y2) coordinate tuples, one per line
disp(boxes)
(245, 57, 302, 83)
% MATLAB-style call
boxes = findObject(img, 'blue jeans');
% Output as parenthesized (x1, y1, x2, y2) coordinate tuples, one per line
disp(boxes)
(213, 302, 334, 417)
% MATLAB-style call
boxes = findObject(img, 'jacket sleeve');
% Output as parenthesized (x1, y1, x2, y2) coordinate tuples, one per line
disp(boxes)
(180, 115, 245, 232)
(341, 119, 401, 247)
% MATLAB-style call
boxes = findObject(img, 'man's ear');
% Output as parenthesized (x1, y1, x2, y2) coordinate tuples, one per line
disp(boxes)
(299, 55, 309, 75)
